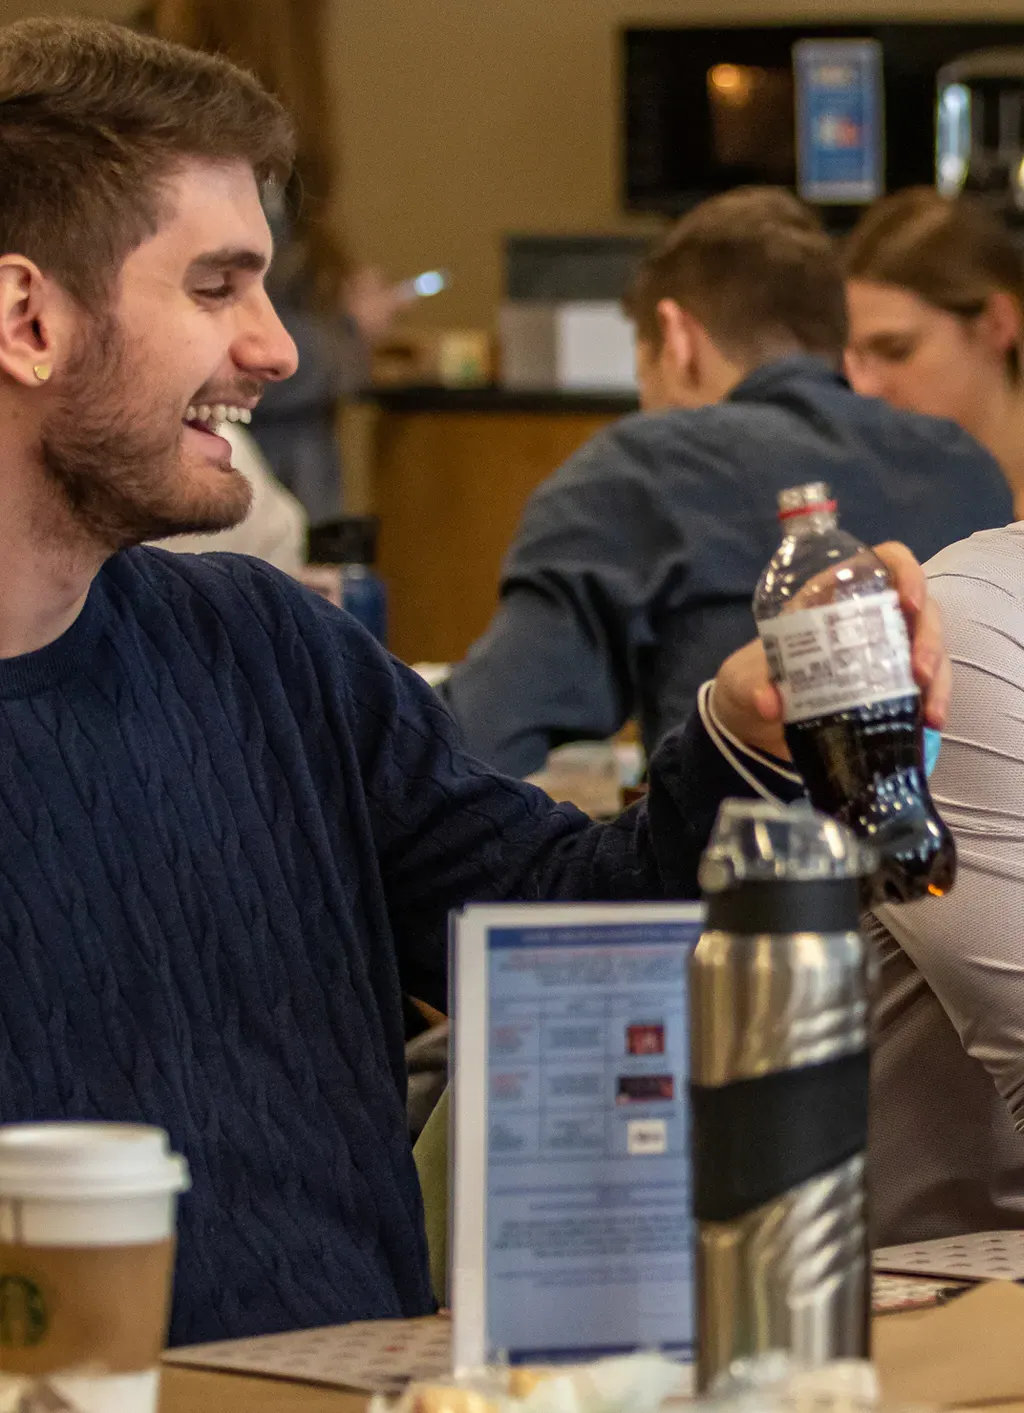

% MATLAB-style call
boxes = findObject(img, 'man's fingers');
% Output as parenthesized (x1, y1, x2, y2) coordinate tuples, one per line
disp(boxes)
(873, 541, 926, 613)
(917, 598, 951, 728)
(753, 682, 783, 722)
(926, 652, 952, 730)
(714, 538, 949, 748)
(873, 540, 949, 728)
(910, 594, 942, 688)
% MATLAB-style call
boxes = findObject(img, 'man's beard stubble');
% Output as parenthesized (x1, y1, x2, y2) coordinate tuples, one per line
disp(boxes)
(39, 311, 253, 553)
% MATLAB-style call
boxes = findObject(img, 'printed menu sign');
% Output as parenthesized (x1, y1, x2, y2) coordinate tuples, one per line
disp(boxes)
(450, 903, 704, 1374)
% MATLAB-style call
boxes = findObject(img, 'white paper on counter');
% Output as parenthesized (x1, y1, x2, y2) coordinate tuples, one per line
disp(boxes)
(874, 1230, 1024, 1281)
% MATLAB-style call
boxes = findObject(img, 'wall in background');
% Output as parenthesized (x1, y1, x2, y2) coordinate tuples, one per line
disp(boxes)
(328, 0, 1024, 331)
(0, 0, 129, 19)
(4, 0, 1024, 327)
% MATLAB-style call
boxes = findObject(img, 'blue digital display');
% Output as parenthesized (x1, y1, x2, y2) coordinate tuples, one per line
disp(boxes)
(795, 39, 884, 203)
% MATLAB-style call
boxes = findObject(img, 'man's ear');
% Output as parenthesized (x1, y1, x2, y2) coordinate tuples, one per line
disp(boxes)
(0, 256, 65, 388)
(655, 298, 699, 392)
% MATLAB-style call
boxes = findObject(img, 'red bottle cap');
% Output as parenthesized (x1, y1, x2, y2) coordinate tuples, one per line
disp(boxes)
(778, 499, 837, 521)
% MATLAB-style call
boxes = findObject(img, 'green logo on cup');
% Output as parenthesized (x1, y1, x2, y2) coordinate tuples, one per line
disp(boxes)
(0, 1274, 48, 1347)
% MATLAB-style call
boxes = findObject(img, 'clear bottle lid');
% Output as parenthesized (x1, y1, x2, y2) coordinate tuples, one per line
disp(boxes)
(776, 481, 836, 519)
(698, 798, 875, 894)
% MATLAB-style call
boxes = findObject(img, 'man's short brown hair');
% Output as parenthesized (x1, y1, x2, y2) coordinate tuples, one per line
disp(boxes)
(0, 17, 295, 310)
(625, 187, 848, 365)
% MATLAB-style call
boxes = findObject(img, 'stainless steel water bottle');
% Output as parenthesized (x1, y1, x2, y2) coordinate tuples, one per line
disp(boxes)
(690, 799, 873, 1390)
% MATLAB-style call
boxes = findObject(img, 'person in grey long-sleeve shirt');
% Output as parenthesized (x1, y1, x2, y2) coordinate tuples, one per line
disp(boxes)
(722, 521, 1024, 1243)
(445, 189, 1013, 777)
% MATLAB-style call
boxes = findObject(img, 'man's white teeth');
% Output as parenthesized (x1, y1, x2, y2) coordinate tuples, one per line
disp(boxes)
(184, 404, 252, 426)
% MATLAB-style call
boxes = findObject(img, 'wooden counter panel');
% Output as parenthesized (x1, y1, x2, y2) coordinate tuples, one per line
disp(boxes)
(375, 410, 615, 664)
(161, 1364, 367, 1411)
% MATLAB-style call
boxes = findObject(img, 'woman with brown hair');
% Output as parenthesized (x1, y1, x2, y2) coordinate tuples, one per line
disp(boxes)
(144, 0, 411, 524)
(844, 188, 1024, 515)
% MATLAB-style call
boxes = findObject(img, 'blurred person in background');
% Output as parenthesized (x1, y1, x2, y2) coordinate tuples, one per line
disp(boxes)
(443, 188, 1011, 779)
(845, 188, 1024, 517)
(146, 0, 413, 525)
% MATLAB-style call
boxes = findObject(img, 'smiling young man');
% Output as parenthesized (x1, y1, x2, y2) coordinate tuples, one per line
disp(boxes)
(0, 19, 950, 1348)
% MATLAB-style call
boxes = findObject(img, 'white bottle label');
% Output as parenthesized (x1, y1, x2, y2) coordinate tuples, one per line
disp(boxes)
(759, 589, 918, 723)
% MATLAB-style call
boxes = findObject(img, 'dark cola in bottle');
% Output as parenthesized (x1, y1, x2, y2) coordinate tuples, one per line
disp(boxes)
(753, 482, 956, 905)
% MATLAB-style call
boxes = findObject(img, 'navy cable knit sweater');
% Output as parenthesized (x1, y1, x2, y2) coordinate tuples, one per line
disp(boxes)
(0, 548, 783, 1344)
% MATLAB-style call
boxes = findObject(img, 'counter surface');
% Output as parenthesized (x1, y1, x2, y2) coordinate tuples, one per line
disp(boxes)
(360, 385, 638, 416)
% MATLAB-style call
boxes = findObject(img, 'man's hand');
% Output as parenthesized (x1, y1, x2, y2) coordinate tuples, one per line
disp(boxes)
(344, 267, 415, 345)
(711, 542, 951, 758)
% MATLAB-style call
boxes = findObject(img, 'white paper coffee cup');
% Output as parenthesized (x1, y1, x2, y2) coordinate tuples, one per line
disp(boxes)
(0, 1123, 189, 1413)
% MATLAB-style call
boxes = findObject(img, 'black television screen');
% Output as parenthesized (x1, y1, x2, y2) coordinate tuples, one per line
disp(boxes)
(623, 22, 1024, 216)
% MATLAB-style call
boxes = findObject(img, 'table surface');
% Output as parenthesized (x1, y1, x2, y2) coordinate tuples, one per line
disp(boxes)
(157, 1312, 1024, 1413)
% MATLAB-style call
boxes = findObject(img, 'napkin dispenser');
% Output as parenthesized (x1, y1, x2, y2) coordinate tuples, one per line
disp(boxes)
(499, 302, 637, 392)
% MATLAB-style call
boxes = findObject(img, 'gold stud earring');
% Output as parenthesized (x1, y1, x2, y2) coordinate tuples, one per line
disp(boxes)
(32, 364, 51, 383)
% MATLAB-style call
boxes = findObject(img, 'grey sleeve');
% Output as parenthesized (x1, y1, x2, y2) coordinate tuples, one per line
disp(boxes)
(444, 430, 680, 777)
(875, 565, 1024, 1130)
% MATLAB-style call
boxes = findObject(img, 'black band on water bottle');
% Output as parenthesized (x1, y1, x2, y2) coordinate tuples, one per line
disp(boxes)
(704, 877, 860, 934)
(690, 1049, 869, 1223)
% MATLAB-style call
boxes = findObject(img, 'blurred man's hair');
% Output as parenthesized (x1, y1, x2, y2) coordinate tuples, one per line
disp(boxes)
(624, 188, 848, 365)
(0, 17, 295, 311)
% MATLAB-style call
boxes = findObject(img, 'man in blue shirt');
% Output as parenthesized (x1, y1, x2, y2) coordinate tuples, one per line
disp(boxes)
(0, 20, 947, 1345)
(445, 188, 1010, 777)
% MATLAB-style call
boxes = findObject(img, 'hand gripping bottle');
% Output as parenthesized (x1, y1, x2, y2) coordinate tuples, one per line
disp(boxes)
(753, 482, 955, 905)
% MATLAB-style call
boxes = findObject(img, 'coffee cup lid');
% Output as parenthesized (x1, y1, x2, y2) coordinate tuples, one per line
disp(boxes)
(0, 1123, 190, 1201)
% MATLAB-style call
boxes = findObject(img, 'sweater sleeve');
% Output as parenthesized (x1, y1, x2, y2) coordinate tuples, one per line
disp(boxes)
(330, 607, 799, 1007)
(222, 557, 800, 1011)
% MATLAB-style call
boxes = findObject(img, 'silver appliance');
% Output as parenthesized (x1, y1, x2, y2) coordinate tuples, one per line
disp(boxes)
(938, 48, 1024, 215)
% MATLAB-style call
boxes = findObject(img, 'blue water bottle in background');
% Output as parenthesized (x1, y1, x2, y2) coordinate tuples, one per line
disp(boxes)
(307, 515, 388, 646)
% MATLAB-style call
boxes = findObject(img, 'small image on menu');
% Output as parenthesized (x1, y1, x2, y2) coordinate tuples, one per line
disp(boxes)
(626, 1023, 665, 1056)
(616, 1074, 674, 1104)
